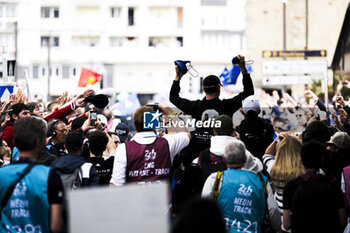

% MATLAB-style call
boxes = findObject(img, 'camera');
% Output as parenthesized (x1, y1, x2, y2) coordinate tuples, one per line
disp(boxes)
(90, 111, 97, 126)
(174, 60, 191, 77)
(335, 104, 342, 111)
(146, 103, 161, 112)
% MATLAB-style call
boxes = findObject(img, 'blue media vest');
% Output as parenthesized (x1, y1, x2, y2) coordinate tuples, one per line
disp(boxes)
(217, 169, 267, 233)
(0, 164, 51, 233)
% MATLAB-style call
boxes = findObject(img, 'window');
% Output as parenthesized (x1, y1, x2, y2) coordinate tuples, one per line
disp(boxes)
(41, 36, 59, 47)
(177, 7, 183, 27)
(41, 36, 49, 46)
(76, 6, 99, 19)
(42, 67, 46, 76)
(0, 34, 15, 48)
(111, 7, 121, 18)
(33, 66, 39, 79)
(52, 37, 59, 46)
(72, 36, 99, 47)
(201, 0, 226, 5)
(148, 37, 182, 48)
(41, 7, 59, 18)
(201, 31, 243, 50)
(110, 37, 123, 47)
(176, 37, 183, 47)
(72, 67, 76, 76)
(54, 8, 59, 18)
(128, 7, 134, 26)
(6, 5, 15, 17)
(62, 66, 69, 79)
(199, 77, 204, 93)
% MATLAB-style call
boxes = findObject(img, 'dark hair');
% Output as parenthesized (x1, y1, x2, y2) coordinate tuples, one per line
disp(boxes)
(301, 140, 327, 169)
(14, 117, 47, 151)
(26, 102, 40, 113)
(303, 120, 331, 143)
(47, 119, 65, 137)
(203, 86, 220, 95)
(65, 131, 84, 153)
(47, 101, 60, 112)
(71, 117, 87, 130)
(107, 131, 118, 137)
(88, 131, 108, 156)
(10, 103, 29, 121)
(133, 106, 154, 132)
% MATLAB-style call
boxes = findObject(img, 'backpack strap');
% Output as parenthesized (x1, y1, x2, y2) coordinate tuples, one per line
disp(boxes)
(257, 172, 272, 227)
(1, 163, 35, 219)
(213, 171, 223, 201)
(257, 172, 268, 197)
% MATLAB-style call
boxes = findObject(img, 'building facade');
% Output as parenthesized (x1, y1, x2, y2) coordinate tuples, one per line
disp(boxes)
(8, 0, 247, 101)
(246, 0, 349, 96)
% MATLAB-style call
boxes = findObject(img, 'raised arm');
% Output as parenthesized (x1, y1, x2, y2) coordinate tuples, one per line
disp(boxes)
(236, 55, 254, 99)
(169, 65, 199, 115)
(222, 55, 254, 115)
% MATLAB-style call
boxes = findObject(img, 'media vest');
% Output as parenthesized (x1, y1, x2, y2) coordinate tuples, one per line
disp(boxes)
(125, 137, 171, 183)
(0, 164, 51, 233)
(217, 169, 266, 233)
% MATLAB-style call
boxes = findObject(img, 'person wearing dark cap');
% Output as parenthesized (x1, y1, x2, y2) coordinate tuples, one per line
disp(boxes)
(115, 122, 130, 143)
(169, 55, 254, 122)
(235, 96, 275, 160)
(83, 94, 109, 109)
(194, 115, 263, 186)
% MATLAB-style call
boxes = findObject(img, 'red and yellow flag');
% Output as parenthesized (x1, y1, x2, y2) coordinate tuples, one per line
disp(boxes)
(78, 68, 103, 87)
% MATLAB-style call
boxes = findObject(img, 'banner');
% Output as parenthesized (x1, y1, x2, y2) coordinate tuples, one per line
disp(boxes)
(0, 83, 15, 101)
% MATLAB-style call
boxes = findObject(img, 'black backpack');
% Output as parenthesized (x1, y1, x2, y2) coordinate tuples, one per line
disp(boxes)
(199, 148, 227, 184)
(237, 118, 273, 159)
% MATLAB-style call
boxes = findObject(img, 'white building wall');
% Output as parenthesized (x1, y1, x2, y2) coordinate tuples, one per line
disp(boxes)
(13, 0, 246, 101)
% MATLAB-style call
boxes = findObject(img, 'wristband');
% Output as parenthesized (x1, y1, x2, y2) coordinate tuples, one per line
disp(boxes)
(71, 101, 76, 110)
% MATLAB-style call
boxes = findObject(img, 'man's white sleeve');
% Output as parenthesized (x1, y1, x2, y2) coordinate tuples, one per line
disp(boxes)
(110, 144, 127, 186)
(201, 172, 217, 199)
(243, 150, 263, 172)
(163, 132, 190, 161)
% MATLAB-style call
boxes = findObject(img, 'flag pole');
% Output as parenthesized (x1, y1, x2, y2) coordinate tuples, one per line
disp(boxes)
(25, 69, 32, 102)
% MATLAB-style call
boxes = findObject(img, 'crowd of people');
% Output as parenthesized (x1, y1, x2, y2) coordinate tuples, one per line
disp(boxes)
(0, 55, 350, 233)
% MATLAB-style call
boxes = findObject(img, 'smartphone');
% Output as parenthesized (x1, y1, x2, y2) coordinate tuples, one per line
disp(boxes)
(90, 111, 97, 126)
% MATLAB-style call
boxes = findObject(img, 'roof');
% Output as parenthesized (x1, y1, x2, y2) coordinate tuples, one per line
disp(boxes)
(331, 2, 350, 69)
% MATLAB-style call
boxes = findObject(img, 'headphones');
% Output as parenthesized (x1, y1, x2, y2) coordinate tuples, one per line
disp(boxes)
(47, 120, 60, 138)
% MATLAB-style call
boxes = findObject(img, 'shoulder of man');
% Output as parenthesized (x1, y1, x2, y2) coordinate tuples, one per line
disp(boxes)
(162, 132, 189, 141)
